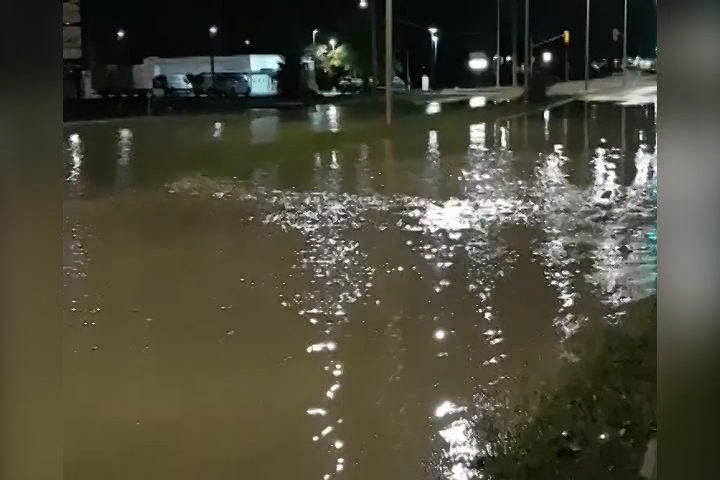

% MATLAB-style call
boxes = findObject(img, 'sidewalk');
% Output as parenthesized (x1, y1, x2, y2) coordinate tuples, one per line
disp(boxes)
(568, 75, 656, 105)
(427, 74, 656, 105)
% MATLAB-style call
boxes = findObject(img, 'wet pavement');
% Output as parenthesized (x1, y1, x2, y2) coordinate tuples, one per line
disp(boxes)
(64, 101, 657, 480)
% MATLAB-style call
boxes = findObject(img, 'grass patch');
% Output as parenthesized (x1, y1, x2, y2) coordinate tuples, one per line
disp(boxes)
(478, 298, 657, 480)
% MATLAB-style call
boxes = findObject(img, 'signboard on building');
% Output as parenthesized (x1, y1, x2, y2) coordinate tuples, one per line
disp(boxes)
(63, 1, 81, 60)
(64, 25, 82, 60)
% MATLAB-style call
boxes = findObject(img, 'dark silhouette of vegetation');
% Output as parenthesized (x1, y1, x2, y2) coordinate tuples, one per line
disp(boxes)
(275, 51, 305, 99)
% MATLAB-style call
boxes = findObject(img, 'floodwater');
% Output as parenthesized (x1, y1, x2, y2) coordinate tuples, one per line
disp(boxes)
(64, 101, 657, 480)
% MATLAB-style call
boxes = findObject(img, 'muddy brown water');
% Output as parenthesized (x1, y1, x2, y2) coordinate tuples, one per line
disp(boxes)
(64, 101, 656, 480)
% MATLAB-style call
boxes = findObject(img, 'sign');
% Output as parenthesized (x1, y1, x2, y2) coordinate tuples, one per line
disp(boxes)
(421, 74, 429, 92)
(467, 51, 490, 73)
(63, 25, 82, 59)
(63, 1, 80, 25)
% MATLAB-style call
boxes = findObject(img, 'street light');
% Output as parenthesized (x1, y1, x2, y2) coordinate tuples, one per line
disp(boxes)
(115, 29, 127, 66)
(209, 25, 218, 37)
(428, 27, 439, 87)
(245, 39, 250, 46)
(542, 51, 553, 64)
(469, 57, 490, 72)
(329, 37, 338, 49)
(312, 28, 319, 45)
(359, 0, 368, 8)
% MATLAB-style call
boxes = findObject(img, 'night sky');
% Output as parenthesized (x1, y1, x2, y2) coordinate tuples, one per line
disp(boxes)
(80, 0, 656, 83)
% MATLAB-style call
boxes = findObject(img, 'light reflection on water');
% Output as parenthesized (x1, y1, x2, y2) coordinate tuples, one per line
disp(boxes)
(309, 104, 341, 133)
(63, 103, 656, 480)
(64, 132, 87, 293)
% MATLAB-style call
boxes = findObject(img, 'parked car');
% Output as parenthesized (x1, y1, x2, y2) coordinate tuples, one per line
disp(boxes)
(629, 57, 657, 74)
(191, 73, 251, 97)
(590, 59, 613, 78)
(337, 77, 364, 94)
(152, 74, 195, 97)
(214, 73, 251, 97)
(376, 76, 408, 93)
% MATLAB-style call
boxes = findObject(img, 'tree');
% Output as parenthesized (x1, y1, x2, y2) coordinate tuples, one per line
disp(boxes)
(274, 51, 304, 99)
(304, 42, 361, 88)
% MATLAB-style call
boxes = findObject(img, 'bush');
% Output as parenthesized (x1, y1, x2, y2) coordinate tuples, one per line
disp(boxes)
(477, 299, 657, 480)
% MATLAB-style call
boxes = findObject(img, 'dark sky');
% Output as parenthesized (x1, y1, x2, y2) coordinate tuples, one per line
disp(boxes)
(81, 0, 656, 81)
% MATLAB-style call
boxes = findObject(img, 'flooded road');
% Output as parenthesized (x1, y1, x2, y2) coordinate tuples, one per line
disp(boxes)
(64, 101, 656, 480)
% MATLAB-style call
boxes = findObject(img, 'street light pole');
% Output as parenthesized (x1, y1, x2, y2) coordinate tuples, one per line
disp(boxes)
(512, 0, 518, 87)
(496, 0, 501, 87)
(406, 49, 411, 87)
(523, 0, 529, 102)
(209, 25, 218, 91)
(622, 0, 628, 86)
(428, 27, 438, 88)
(584, 0, 590, 91)
(359, 0, 378, 85)
(370, 1, 378, 86)
(385, 0, 393, 125)
(115, 29, 127, 65)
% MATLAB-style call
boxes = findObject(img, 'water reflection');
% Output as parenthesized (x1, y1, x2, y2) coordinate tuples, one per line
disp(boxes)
(250, 111, 279, 144)
(422, 130, 441, 198)
(469, 96, 487, 109)
(426, 102, 442, 115)
(116, 127, 133, 188)
(212, 121, 224, 139)
(64, 133, 86, 289)
(310, 105, 341, 133)
(260, 155, 381, 480)
(64, 102, 656, 480)
(543, 109, 551, 143)
(66, 132, 83, 187)
(64, 131, 98, 351)
(356, 144, 373, 195)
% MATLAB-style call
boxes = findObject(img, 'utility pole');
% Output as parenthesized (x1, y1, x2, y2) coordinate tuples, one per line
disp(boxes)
(622, 0, 628, 86)
(406, 49, 411, 88)
(523, 0, 529, 102)
(370, 0, 378, 85)
(563, 30, 570, 82)
(584, 0, 590, 91)
(512, 0, 518, 87)
(385, 0, 393, 125)
(496, 0, 501, 87)
(209, 25, 218, 91)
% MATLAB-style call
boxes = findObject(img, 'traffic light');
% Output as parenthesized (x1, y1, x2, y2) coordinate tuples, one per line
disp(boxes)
(563, 30, 570, 45)
(612, 28, 620, 42)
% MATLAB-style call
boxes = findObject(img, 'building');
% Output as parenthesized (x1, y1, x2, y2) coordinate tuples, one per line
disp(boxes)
(140, 55, 283, 96)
